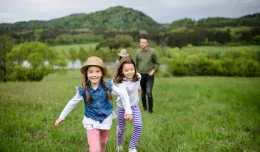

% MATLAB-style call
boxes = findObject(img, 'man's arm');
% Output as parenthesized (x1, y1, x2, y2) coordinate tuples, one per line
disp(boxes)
(149, 51, 160, 75)
(135, 52, 139, 71)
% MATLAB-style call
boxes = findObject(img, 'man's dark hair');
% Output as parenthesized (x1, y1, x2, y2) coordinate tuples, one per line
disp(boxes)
(139, 30, 148, 40)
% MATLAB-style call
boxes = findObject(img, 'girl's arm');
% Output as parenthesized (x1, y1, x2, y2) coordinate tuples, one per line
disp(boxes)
(55, 89, 83, 126)
(111, 82, 132, 115)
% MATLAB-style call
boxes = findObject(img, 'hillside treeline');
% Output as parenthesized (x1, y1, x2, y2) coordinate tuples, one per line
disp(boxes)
(1, 35, 259, 82)
(0, 7, 259, 47)
(1, 7, 260, 81)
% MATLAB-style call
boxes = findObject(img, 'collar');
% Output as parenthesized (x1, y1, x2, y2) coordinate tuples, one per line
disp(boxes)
(88, 83, 103, 94)
(141, 47, 148, 52)
(123, 77, 133, 81)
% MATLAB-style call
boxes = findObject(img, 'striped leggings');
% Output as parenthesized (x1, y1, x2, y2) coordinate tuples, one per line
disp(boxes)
(117, 105, 142, 149)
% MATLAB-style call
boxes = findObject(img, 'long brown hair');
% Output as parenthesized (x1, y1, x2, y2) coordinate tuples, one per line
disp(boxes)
(82, 67, 113, 104)
(113, 57, 139, 83)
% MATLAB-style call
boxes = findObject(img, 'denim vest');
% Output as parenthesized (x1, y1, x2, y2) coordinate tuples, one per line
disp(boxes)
(77, 81, 113, 123)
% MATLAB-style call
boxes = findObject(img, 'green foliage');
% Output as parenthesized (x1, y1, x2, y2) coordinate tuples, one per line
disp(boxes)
(0, 35, 16, 82)
(77, 47, 87, 65)
(96, 34, 133, 49)
(53, 50, 68, 68)
(45, 33, 103, 45)
(252, 35, 260, 44)
(170, 18, 195, 27)
(1, 8, 259, 47)
(52, 43, 98, 52)
(0, 6, 159, 32)
(5, 41, 67, 81)
(165, 46, 260, 77)
(68, 48, 78, 68)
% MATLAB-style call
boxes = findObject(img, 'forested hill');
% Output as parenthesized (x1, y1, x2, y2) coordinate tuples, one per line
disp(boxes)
(0, 5, 259, 32)
(0, 6, 159, 31)
(170, 13, 260, 27)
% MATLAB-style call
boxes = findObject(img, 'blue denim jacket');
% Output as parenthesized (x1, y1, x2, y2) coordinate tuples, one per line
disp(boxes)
(77, 81, 113, 123)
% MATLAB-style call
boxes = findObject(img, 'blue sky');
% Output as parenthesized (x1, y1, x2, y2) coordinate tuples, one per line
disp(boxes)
(1, 0, 260, 24)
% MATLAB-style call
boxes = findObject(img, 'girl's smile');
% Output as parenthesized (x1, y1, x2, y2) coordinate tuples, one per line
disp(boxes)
(87, 66, 102, 87)
(122, 63, 135, 79)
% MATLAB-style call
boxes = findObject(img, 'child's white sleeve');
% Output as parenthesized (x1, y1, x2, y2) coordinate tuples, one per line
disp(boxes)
(59, 88, 83, 120)
(137, 73, 142, 90)
(112, 83, 132, 114)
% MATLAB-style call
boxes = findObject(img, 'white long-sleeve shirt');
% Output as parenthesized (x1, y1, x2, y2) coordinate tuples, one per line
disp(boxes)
(115, 73, 141, 114)
(58, 82, 130, 130)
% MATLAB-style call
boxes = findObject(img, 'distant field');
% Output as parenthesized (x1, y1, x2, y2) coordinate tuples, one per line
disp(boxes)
(180, 45, 260, 52)
(214, 26, 252, 33)
(52, 43, 98, 51)
(1, 70, 260, 151)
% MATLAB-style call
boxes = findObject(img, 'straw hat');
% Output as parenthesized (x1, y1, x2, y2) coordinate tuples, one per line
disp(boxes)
(80, 56, 107, 76)
(118, 49, 129, 57)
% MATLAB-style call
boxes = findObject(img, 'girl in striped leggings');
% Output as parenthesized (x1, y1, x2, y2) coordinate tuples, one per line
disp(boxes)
(113, 57, 142, 152)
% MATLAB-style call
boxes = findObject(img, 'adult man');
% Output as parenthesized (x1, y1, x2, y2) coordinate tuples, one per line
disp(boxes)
(136, 37, 160, 113)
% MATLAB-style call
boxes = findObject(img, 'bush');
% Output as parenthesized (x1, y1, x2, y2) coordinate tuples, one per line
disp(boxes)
(7, 66, 30, 81)
(164, 47, 260, 77)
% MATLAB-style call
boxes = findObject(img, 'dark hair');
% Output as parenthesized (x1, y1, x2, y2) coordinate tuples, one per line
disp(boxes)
(113, 57, 139, 83)
(82, 67, 112, 104)
(139, 30, 148, 40)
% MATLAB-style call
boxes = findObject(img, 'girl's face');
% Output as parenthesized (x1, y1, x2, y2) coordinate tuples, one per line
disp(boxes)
(87, 66, 102, 85)
(122, 63, 135, 79)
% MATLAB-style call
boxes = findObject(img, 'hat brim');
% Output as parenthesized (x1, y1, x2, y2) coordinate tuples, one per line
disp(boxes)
(80, 64, 108, 76)
(118, 53, 129, 57)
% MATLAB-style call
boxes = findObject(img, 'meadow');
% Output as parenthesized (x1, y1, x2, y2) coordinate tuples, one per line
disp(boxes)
(0, 70, 260, 152)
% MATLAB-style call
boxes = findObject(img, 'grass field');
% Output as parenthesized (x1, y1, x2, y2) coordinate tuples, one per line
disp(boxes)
(0, 70, 260, 152)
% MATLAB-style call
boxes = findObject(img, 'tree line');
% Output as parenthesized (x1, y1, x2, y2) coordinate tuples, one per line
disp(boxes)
(1, 34, 259, 82)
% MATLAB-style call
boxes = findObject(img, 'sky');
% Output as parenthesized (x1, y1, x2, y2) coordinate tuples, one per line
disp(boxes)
(1, 0, 260, 24)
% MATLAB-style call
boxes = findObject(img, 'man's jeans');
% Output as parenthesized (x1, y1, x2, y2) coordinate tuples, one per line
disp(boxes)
(140, 74, 154, 113)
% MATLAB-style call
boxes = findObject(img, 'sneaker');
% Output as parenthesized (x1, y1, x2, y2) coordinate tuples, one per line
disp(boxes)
(116, 145, 123, 152)
(128, 147, 137, 152)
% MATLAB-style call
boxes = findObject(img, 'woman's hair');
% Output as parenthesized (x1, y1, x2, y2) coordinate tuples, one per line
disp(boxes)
(118, 56, 123, 61)
(82, 67, 113, 104)
(113, 57, 139, 83)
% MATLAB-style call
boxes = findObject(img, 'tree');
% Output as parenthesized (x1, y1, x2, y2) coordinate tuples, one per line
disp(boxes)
(6, 41, 59, 81)
(0, 35, 15, 82)
(68, 48, 78, 68)
(77, 47, 87, 65)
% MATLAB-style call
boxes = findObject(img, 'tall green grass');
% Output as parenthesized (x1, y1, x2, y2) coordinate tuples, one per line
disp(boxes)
(0, 70, 260, 151)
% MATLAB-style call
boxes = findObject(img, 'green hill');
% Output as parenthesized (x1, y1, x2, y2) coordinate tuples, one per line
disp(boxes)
(0, 6, 159, 31)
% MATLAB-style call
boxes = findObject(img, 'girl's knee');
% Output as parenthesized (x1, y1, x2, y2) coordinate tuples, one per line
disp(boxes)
(100, 137, 108, 145)
(117, 126, 125, 133)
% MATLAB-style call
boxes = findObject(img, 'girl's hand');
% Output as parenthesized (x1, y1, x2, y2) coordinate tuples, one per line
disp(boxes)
(138, 89, 142, 95)
(124, 114, 133, 121)
(55, 118, 63, 126)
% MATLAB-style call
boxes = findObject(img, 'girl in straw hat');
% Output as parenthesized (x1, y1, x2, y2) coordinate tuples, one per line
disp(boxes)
(55, 56, 130, 152)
